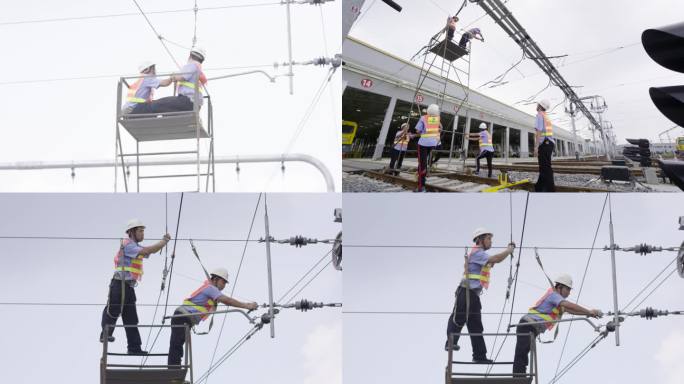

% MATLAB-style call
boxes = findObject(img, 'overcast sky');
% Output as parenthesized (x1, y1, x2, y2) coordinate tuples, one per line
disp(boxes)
(0, 193, 342, 383)
(348, 0, 684, 145)
(0, 0, 341, 192)
(344, 193, 684, 384)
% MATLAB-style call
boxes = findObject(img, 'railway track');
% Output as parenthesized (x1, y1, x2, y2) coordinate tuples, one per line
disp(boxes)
(350, 170, 608, 193)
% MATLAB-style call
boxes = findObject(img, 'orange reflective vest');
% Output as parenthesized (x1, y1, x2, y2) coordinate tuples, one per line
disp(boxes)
(465, 246, 492, 289)
(540, 111, 553, 138)
(177, 62, 207, 96)
(528, 288, 563, 330)
(395, 132, 410, 149)
(113, 238, 144, 281)
(183, 280, 217, 321)
(479, 130, 493, 150)
(421, 115, 440, 140)
(127, 78, 153, 104)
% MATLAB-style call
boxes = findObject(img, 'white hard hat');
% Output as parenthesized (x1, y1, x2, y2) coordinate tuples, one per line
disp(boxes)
(479, 122, 488, 130)
(190, 46, 206, 61)
(427, 104, 440, 116)
(538, 99, 551, 111)
(210, 267, 230, 282)
(137, 61, 155, 73)
(125, 219, 145, 233)
(554, 274, 573, 289)
(472, 227, 493, 242)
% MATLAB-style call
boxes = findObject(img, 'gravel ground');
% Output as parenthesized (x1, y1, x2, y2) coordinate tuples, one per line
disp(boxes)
(342, 173, 409, 192)
(489, 169, 653, 192)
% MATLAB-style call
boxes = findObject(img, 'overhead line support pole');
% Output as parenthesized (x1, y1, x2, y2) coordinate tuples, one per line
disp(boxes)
(263, 196, 276, 338)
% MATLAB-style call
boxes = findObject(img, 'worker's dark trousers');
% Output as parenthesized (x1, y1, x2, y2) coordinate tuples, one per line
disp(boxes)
(417, 145, 434, 190)
(389, 148, 406, 172)
(431, 146, 443, 166)
(101, 279, 142, 350)
(475, 151, 493, 177)
(459, 35, 470, 49)
(168, 309, 195, 366)
(133, 95, 195, 114)
(445, 286, 488, 359)
(535, 140, 556, 192)
(513, 321, 539, 375)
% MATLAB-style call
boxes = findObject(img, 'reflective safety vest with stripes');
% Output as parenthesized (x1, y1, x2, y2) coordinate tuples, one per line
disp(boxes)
(479, 130, 493, 150)
(177, 62, 207, 98)
(421, 115, 440, 140)
(395, 132, 410, 150)
(540, 111, 553, 138)
(183, 280, 217, 321)
(465, 246, 492, 289)
(126, 78, 153, 104)
(528, 288, 563, 330)
(113, 238, 144, 281)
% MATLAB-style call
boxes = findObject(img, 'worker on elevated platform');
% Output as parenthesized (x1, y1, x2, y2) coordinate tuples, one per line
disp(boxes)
(414, 104, 443, 192)
(389, 123, 413, 175)
(144, 47, 208, 113)
(446, 16, 459, 41)
(121, 62, 173, 115)
(458, 28, 484, 50)
(534, 99, 556, 192)
(445, 228, 515, 363)
(100, 219, 171, 355)
(168, 268, 258, 367)
(512, 274, 602, 375)
(469, 122, 494, 177)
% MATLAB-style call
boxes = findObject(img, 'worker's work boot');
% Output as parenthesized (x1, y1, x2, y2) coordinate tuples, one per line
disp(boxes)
(99, 333, 115, 343)
(472, 357, 494, 364)
(444, 343, 460, 352)
(127, 348, 149, 356)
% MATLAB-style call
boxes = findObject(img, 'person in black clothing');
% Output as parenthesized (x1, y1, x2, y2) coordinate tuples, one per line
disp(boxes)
(533, 99, 556, 192)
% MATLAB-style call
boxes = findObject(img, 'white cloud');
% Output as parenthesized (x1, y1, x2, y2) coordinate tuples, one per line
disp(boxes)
(301, 320, 343, 384)
(654, 330, 684, 384)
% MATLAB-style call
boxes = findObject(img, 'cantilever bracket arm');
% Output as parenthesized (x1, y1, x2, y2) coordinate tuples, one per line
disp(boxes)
(508, 317, 602, 332)
(163, 308, 257, 324)
(208, 70, 277, 83)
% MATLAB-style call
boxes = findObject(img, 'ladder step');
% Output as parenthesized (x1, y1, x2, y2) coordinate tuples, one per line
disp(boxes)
(452, 360, 515, 365)
(119, 150, 198, 157)
(107, 352, 169, 356)
(139, 173, 212, 179)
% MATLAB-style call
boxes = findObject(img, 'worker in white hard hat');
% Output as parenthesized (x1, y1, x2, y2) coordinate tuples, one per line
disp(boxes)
(459, 28, 484, 50)
(145, 47, 208, 113)
(121, 61, 173, 115)
(414, 103, 443, 192)
(168, 267, 258, 366)
(512, 274, 602, 375)
(468, 122, 495, 177)
(534, 99, 556, 192)
(388, 123, 414, 175)
(446, 15, 459, 41)
(100, 219, 171, 355)
(445, 228, 515, 363)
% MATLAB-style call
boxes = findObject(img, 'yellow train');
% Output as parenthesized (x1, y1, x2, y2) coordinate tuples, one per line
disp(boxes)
(342, 120, 358, 153)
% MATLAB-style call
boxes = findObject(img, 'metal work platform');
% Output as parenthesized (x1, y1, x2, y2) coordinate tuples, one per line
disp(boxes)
(429, 39, 469, 62)
(115, 73, 215, 192)
(104, 369, 188, 384)
(118, 112, 209, 142)
(101, 324, 193, 384)
(445, 332, 537, 384)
